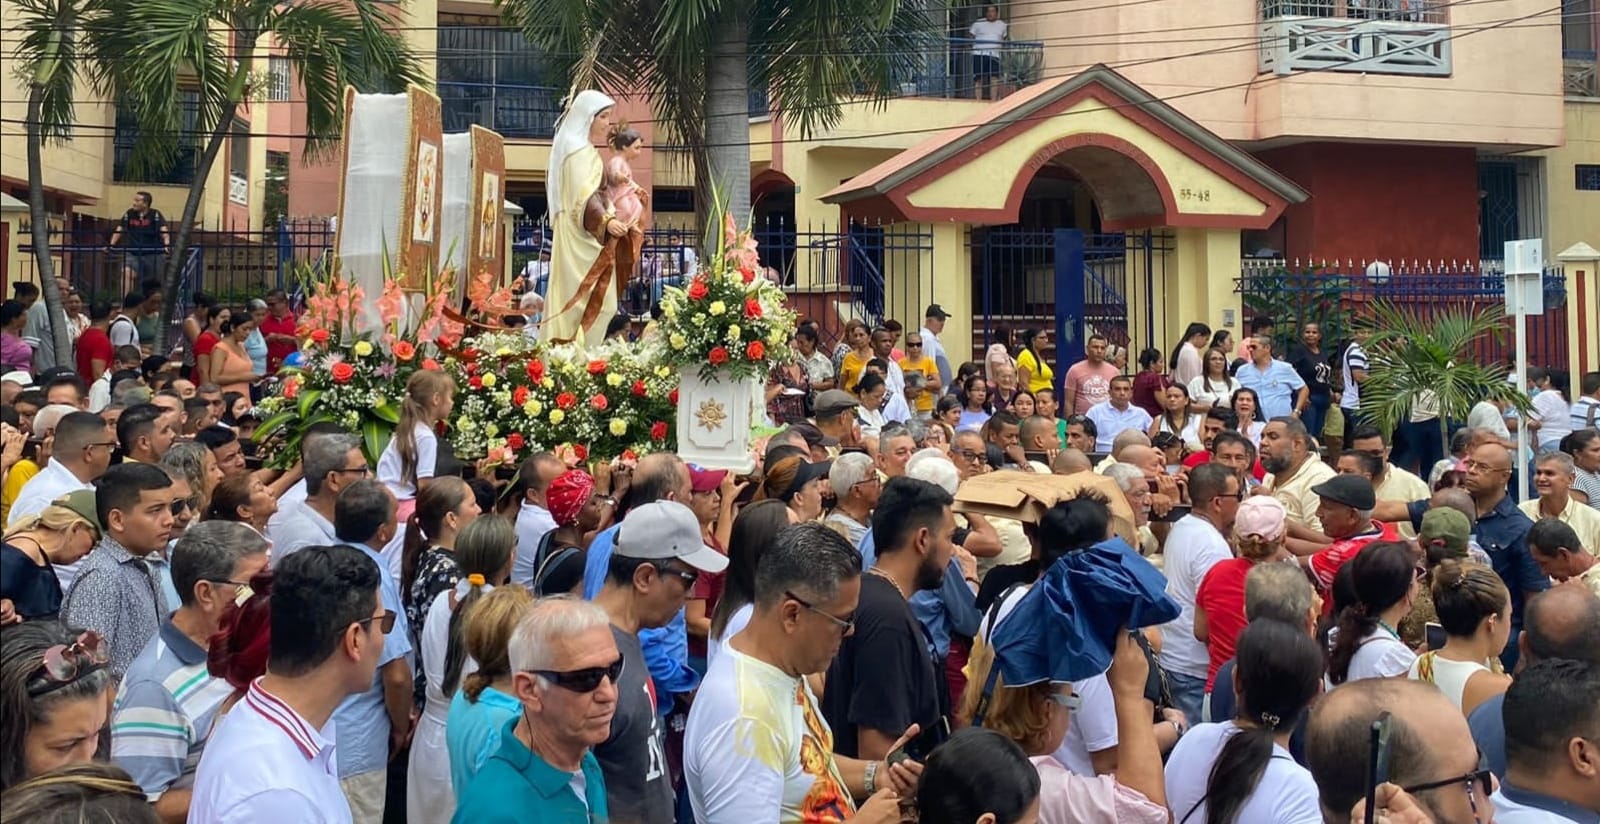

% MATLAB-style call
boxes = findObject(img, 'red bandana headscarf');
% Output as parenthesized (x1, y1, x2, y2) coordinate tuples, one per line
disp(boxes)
(546, 469, 596, 528)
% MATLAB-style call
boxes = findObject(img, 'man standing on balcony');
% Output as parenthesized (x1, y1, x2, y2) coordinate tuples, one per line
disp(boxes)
(106, 191, 171, 295)
(970, 5, 1008, 100)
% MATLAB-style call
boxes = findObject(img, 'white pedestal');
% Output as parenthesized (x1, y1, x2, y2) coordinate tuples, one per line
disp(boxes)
(675, 368, 761, 474)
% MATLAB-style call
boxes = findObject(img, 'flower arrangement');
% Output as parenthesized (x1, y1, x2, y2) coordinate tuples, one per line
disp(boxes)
(254, 259, 460, 468)
(656, 215, 798, 381)
(444, 332, 678, 464)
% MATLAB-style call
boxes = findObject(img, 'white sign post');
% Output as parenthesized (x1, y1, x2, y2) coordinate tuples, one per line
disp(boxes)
(1504, 239, 1543, 504)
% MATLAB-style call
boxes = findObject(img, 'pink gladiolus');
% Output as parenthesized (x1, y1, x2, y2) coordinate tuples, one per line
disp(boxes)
(376, 279, 406, 328)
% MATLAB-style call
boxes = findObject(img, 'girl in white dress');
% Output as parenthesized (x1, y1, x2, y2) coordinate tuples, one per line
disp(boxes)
(375, 369, 455, 578)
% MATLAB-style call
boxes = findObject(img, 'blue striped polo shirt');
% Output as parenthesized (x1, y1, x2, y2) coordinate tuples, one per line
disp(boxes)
(111, 617, 236, 799)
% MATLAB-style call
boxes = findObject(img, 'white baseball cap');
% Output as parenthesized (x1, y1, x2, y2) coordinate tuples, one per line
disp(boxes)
(614, 501, 729, 573)
(1, 370, 34, 388)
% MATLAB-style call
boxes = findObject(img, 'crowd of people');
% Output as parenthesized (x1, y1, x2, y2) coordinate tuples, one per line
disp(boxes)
(2, 288, 1599, 824)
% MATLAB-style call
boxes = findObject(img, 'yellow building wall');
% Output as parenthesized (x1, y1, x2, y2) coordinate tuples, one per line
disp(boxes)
(1533, 102, 1600, 258)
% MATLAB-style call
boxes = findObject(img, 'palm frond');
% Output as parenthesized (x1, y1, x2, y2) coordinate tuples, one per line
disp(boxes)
(9, 0, 103, 142)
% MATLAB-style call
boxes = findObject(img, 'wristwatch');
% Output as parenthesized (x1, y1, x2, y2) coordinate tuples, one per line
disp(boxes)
(864, 760, 879, 794)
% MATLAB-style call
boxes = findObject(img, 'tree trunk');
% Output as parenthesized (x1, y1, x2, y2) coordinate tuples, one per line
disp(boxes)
(24, 86, 74, 365)
(702, 14, 751, 244)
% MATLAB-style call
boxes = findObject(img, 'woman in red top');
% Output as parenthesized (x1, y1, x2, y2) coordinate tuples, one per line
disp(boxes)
(1130, 347, 1170, 418)
(684, 465, 744, 669)
(190, 305, 228, 384)
(1194, 495, 1289, 693)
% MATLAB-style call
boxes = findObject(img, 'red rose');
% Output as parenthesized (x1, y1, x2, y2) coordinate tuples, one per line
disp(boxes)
(435, 335, 455, 350)
(329, 362, 355, 383)
(650, 421, 669, 441)
(708, 346, 729, 365)
(744, 298, 763, 318)
(587, 359, 607, 376)
(391, 340, 416, 361)
(282, 379, 300, 400)
(556, 392, 577, 410)
(741, 268, 756, 284)
(506, 433, 525, 451)
(421, 358, 441, 371)
(589, 393, 609, 411)
(687, 279, 710, 301)
(459, 347, 480, 363)
(526, 359, 546, 382)
(572, 444, 589, 461)
(468, 375, 484, 390)
(668, 388, 679, 405)
(310, 328, 331, 345)
(631, 380, 648, 398)
(513, 386, 530, 406)
(622, 448, 638, 461)
(745, 340, 766, 360)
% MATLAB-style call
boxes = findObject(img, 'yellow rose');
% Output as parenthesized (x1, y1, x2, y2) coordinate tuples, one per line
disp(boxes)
(541, 377, 555, 389)
(609, 418, 628, 436)
(669, 333, 688, 350)
(726, 324, 742, 342)
(496, 346, 513, 357)
(352, 340, 374, 357)
(481, 373, 497, 388)
(457, 416, 476, 431)
(523, 400, 543, 417)
(655, 366, 672, 378)
(484, 423, 499, 438)
(606, 373, 624, 387)
(709, 301, 726, 316)
(549, 409, 566, 425)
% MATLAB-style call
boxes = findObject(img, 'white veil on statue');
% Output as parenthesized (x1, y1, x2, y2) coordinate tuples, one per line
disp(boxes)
(546, 89, 616, 217)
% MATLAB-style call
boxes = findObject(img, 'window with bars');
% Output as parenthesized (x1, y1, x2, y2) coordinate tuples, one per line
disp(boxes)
(113, 91, 200, 185)
(267, 57, 291, 102)
(1578, 164, 1600, 191)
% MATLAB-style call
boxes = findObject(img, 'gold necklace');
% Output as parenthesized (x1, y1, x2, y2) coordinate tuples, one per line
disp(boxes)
(865, 566, 907, 600)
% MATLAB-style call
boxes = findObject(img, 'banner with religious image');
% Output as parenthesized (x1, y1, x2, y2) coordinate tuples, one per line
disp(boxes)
(468, 126, 507, 288)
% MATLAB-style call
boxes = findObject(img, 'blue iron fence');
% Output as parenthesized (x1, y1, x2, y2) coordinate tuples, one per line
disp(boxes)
(1236, 258, 1571, 371)
(747, 36, 1045, 115)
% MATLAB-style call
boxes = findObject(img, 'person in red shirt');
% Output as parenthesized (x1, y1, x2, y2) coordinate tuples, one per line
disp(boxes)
(74, 300, 115, 382)
(1302, 474, 1400, 612)
(258, 288, 299, 374)
(1195, 495, 1289, 693)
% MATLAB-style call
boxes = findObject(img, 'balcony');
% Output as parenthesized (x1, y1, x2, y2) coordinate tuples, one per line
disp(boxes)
(438, 25, 563, 140)
(1258, 0, 1451, 77)
(748, 36, 1044, 116)
(1568, 50, 1599, 98)
(439, 81, 562, 139)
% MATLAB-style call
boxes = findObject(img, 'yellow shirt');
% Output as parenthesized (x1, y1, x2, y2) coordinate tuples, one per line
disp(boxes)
(1, 459, 41, 526)
(1519, 495, 1600, 560)
(1017, 348, 1054, 394)
(1264, 456, 1337, 532)
(839, 351, 869, 395)
(898, 355, 938, 412)
(1377, 465, 1431, 538)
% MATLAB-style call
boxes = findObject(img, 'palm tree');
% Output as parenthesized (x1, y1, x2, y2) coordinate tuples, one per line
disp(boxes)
(102, 0, 426, 350)
(498, 0, 929, 238)
(11, 0, 111, 363)
(1357, 299, 1530, 456)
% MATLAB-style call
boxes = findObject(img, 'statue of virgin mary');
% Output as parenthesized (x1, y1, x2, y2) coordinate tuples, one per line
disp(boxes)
(543, 89, 632, 347)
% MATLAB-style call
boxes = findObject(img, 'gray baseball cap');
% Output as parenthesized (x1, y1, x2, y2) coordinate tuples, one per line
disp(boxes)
(614, 501, 729, 573)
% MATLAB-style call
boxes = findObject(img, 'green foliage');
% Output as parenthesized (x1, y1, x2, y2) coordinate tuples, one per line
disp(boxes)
(1356, 300, 1531, 453)
(1239, 265, 1356, 352)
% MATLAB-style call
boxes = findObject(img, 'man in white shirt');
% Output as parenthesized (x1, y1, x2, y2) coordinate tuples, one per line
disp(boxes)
(513, 452, 566, 586)
(1157, 463, 1240, 726)
(1347, 425, 1429, 538)
(269, 430, 368, 564)
(1338, 334, 1368, 429)
(1085, 376, 1153, 452)
(921, 304, 954, 392)
(8, 410, 113, 528)
(1568, 371, 1600, 431)
(188, 545, 388, 824)
(969, 5, 1008, 100)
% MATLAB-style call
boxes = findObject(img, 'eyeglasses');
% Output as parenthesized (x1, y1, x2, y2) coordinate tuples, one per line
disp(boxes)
(528, 657, 625, 693)
(170, 498, 194, 516)
(1462, 460, 1510, 475)
(332, 465, 372, 477)
(357, 610, 397, 635)
(83, 441, 117, 452)
(785, 590, 856, 633)
(652, 562, 699, 588)
(1045, 692, 1083, 712)
(1402, 751, 1493, 823)
(955, 448, 985, 463)
(28, 631, 110, 695)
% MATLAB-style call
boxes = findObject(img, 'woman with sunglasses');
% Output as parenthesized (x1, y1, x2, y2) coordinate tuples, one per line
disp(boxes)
(1165, 619, 1324, 824)
(1, 493, 100, 624)
(0, 621, 114, 791)
(955, 630, 1169, 823)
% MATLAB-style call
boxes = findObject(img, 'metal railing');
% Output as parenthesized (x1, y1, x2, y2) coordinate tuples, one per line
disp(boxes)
(1565, 49, 1599, 97)
(439, 81, 563, 139)
(1261, 0, 1448, 23)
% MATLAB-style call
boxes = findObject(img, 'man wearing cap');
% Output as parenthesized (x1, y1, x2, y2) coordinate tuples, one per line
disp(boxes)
(921, 304, 954, 391)
(592, 500, 728, 824)
(1519, 451, 1600, 556)
(1, 369, 34, 406)
(1259, 416, 1337, 538)
(812, 389, 861, 453)
(1300, 474, 1398, 607)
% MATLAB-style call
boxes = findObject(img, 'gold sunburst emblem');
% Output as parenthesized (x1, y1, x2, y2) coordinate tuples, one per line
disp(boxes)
(695, 399, 728, 432)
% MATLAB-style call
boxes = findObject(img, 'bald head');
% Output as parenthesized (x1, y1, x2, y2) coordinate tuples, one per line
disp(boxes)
(1523, 584, 1600, 666)
(1052, 448, 1091, 475)
(1308, 679, 1463, 821)
(1119, 445, 1162, 478)
(1429, 489, 1477, 526)
(633, 452, 690, 504)
(1019, 415, 1056, 451)
(1110, 429, 1150, 459)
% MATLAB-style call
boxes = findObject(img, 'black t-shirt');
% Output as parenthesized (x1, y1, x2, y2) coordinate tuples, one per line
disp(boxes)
(594, 626, 674, 824)
(975, 560, 1038, 613)
(119, 208, 167, 250)
(0, 541, 63, 620)
(822, 573, 948, 759)
(1289, 345, 1333, 399)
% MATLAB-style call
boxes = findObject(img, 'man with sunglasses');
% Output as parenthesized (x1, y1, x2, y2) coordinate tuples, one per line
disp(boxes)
(189, 544, 386, 824)
(452, 596, 621, 822)
(328, 479, 413, 823)
(686, 523, 921, 823)
(589, 500, 728, 824)
(1308, 678, 1495, 824)
(270, 430, 368, 564)
(111, 521, 269, 821)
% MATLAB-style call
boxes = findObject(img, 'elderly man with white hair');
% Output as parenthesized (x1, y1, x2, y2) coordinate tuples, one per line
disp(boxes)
(1104, 462, 1160, 562)
(452, 595, 618, 820)
(825, 451, 879, 548)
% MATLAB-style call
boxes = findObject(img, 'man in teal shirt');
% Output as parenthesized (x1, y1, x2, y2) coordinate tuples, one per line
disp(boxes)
(452, 596, 619, 823)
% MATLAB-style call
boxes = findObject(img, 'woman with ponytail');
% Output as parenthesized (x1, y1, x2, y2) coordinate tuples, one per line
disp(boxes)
(1408, 560, 1511, 715)
(407, 514, 515, 823)
(1327, 541, 1420, 684)
(445, 584, 534, 794)
(401, 476, 481, 640)
(1165, 619, 1324, 823)
(376, 370, 456, 564)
